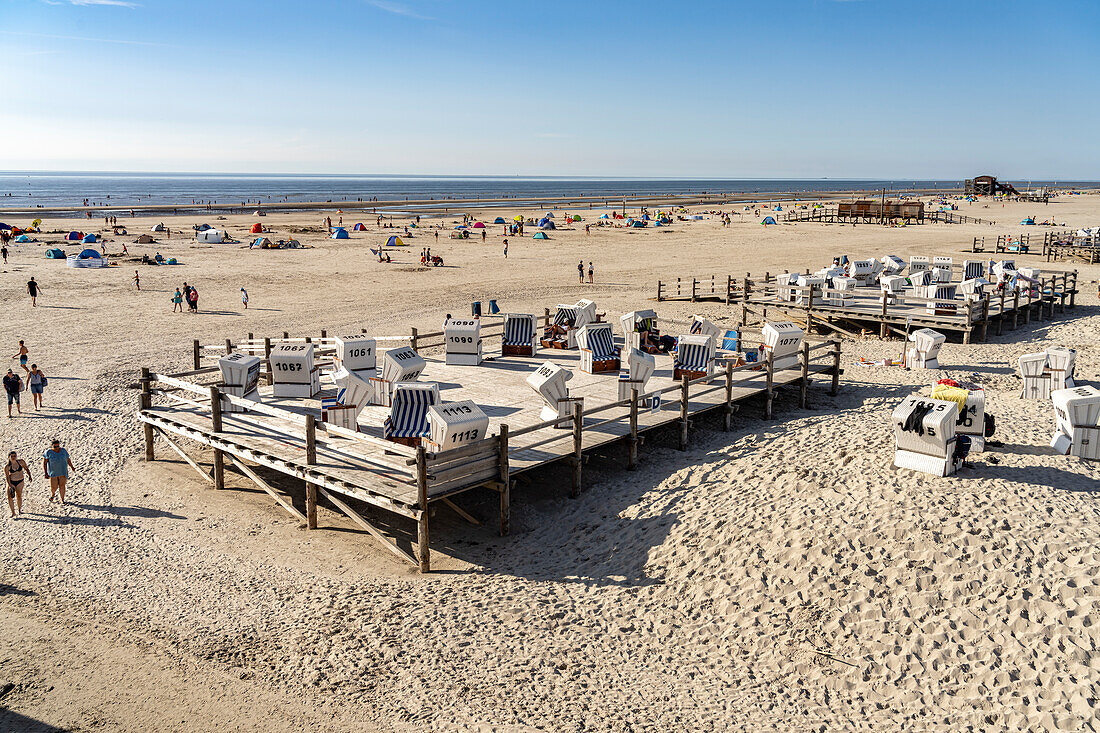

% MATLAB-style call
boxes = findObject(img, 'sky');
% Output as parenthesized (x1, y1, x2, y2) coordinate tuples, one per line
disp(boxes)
(1, 0, 1098, 178)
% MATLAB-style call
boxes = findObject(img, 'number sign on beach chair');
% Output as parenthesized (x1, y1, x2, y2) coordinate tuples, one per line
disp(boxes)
(1045, 347, 1076, 391)
(673, 334, 715, 381)
(909, 256, 929, 274)
(617, 347, 656, 402)
(932, 256, 953, 281)
(526, 361, 574, 427)
(620, 310, 660, 353)
(427, 400, 490, 452)
(577, 322, 620, 374)
(335, 335, 377, 378)
(762, 321, 804, 371)
(382, 382, 440, 447)
(1050, 385, 1100, 459)
(847, 260, 876, 286)
(218, 352, 261, 413)
(372, 346, 425, 407)
(501, 313, 537, 357)
(881, 255, 906, 275)
(444, 318, 482, 366)
(795, 275, 825, 304)
(269, 343, 320, 398)
(880, 275, 907, 305)
(892, 395, 961, 476)
(1018, 352, 1051, 400)
(323, 367, 375, 430)
(904, 328, 945, 369)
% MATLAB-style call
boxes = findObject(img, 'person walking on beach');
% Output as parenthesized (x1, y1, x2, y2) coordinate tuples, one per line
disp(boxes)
(578, 261, 584, 284)
(503, 239, 508, 258)
(172, 288, 183, 313)
(26, 277, 39, 307)
(1, 245, 8, 264)
(43, 439, 74, 504)
(4, 369, 23, 418)
(12, 341, 28, 375)
(588, 262, 594, 283)
(188, 286, 199, 313)
(133, 270, 141, 291)
(27, 364, 45, 410)
(240, 288, 249, 309)
(5, 451, 29, 518)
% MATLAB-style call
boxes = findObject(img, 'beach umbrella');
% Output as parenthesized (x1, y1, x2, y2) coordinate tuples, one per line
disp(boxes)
(513, 215, 524, 222)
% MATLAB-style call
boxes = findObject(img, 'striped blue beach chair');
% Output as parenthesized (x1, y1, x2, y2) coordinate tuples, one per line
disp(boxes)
(673, 335, 714, 381)
(578, 323, 620, 374)
(543, 305, 577, 349)
(502, 313, 537, 357)
(382, 382, 440, 447)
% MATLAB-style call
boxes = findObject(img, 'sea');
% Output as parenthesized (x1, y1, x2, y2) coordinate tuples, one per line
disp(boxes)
(0, 172, 1090, 212)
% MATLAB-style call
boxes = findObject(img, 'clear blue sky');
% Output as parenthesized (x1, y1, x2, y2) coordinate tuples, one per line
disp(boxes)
(2, 0, 1098, 178)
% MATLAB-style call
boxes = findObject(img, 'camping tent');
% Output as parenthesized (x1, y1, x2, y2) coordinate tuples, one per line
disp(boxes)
(472, 222, 486, 228)
(0, 223, 8, 230)
(15, 234, 31, 243)
(195, 224, 212, 232)
(761, 216, 777, 225)
(572, 216, 581, 222)
(45, 248, 65, 259)
(66, 231, 82, 241)
(493, 217, 506, 224)
(533, 231, 550, 240)
(331, 227, 349, 240)
(386, 236, 404, 247)
(136, 234, 154, 244)
(151, 223, 166, 232)
(513, 215, 524, 222)
(544, 212, 555, 218)
(67, 249, 108, 269)
(197, 229, 225, 243)
(599, 214, 610, 219)
(353, 223, 367, 231)
(250, 223, 264, 234)
(253, 237, 272, 248)
(1020, 218, 1035, 225)
(538, 218, 555, 229)
(630, 220, 646, 228)
(82, 233, 98, 243)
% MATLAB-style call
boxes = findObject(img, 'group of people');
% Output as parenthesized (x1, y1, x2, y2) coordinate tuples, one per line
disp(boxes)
(172, 282, 200, 313)
(4, 440, 75, 517)
(5, 340, 47, 417)
(578, 260, 595, 284)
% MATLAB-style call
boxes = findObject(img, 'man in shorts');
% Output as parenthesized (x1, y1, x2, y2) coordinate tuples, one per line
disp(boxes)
(12, 340, 28, 374)
(43, 439, 74, 504)
(26, 277, 40, 307)
(3, 369, 23, 418)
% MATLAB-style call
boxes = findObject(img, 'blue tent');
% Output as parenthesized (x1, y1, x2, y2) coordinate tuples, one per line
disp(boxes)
(641, 213, 650, 221)
(532, 231, 550, 240)
(66, 231, 82, 240)
(45, 248, 65, 259)
(599, 214, 610, 219)
(386, 235, 404, 247)
(653, 221, 663, 227)
(78, 248, 102, 259)
(538, 218, 556, 229)
(1020, 218, 1035, 225)
(331, 227, 349, 240)
(82, 233, 98, 243)
(493, 217, 506, 224)
(761, 216, 777, 225)
(15, 234, 31, 243)
(630, 219, 646, 228)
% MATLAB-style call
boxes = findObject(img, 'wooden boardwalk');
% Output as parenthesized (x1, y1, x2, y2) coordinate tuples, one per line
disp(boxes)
(137, 325, 841, 572)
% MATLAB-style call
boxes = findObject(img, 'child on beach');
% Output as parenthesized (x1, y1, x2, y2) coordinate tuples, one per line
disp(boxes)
(241, 288, 249, 309)
(12, 341, 28, 374)
(133, 270, 141, 290)
(172, 288, 183, 312)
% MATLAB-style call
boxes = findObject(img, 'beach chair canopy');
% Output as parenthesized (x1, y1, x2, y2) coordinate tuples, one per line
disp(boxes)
(761, 216, 777, 225)
(66, 231, 82, 240)
(533, 231, 550, 240)
(503, 314, 535, 346)
(554, 306, 578, 326)
(386, 235, 403, 247)
(675, 335, 714, 371)
(331, 228, 349, 239)
(493, 217, 506, 224)
(382, 383, 440, 439)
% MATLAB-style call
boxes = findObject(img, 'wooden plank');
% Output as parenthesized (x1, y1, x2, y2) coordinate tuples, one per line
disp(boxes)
(316, 487, 417, 566)
(156, 428, 214, 485)
(226, 453, 308, 523)
(442, 498, 482, 526)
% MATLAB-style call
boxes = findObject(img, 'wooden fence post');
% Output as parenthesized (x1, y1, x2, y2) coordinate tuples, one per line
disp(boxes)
(657, 281, 663, 302)
(140, 367, 154, 461)
(806, 287, 815, 334)
(264, 337, 274, 385)
(1012, 290, 1019, 330)
(225, 338, 233, 355)
(305, 414, 317, 530)
(193, 339, 201, 370)
(571, 401, 583, 497)
(628, 389, 639, 470)
(498, 425, 510, 536)
(764, 351, 775, 419)
(997, 288, 1006, 335)
(209, 385, 224, 490)
(879, 293, 889, 338)
(679, 376, 690, 451)
(799, 341, 810, 409)
(980, 294, 990, 342)
(830, 340, 841, 396)
(415, 445, 429, 572)
(723, 361, 734, 432)
(411, 327, 419, 351)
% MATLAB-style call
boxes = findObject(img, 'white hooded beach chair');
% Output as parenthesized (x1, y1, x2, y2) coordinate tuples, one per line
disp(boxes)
(617, 347, 656, 402)
(1045, 347, 1076, 391)
(444, 318, 483, 366)
(372, 346, 425, 406)
(762, 321, 804, 371)
(335, 335, 377, 379)
(673, 334, 715, 381)
(427, 400, 490, 452)
(526, 361, 574, 427)
(620, 309, 660, 353)
(1050, 385, 1100, 459)
(904, 328, 945, 369)
(892, 395, 961, 476)
(218, 352, 261, 413)
(881, 255, 906, 275)
(1018, 352, 1051, 400)
(269, 343, 320, 398)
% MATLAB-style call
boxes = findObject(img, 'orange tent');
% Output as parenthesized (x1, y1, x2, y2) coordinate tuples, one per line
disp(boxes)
(250, 223, 263, 234)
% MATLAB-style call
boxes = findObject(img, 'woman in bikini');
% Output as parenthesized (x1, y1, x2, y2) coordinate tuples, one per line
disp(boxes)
(5, 451, 29, 518)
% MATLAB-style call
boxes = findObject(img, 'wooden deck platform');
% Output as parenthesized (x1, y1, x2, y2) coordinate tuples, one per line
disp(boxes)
(137, 326, 841, 572)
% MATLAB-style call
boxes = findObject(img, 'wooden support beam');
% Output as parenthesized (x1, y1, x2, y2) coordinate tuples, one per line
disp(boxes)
(679, 376, 690, 451)
(799, 341, 810, 409)
(316, 486, 415, 566)
(226, 453, 307, 524)
(415, 446, 430, 573)
(442, 498, 481, 526)
(723, 362, 734, 431)
(305, 414, 318, 530)
(498, 425, 510, 536)
(765, 351, 775, 418)
(628, 389, 640, 468)
(193, 339, 201, 370)
(156, 427, 214, 485)
(140, 367, 154, 461)
(571, 401, 583, 497)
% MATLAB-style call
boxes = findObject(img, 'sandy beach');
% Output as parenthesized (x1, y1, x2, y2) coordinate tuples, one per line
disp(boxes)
(1, 192, 1099, 731)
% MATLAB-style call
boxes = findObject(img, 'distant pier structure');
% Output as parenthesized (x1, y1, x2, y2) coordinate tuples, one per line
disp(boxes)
(965, 175, 1020, 197)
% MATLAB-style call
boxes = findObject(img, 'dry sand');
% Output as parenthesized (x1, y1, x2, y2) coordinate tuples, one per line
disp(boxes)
(0, 194, 1099, 731)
